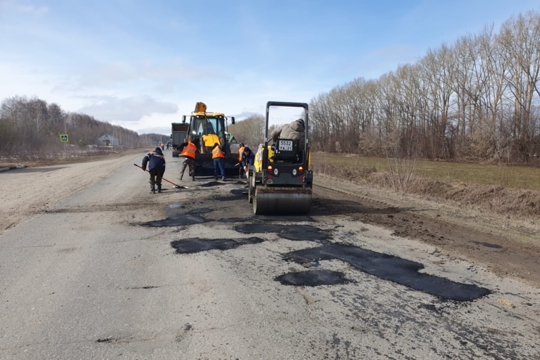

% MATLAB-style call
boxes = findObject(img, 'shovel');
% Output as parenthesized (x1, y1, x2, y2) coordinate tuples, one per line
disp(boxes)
(133, 164, 187, 189)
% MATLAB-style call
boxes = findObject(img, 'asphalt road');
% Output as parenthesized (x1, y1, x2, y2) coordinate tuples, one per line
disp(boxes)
(0, 153, 539, 359)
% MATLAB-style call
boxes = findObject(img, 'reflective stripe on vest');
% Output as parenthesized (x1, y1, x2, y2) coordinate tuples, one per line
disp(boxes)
(180, 142, 197, 160)
(212, 146, 225, 159)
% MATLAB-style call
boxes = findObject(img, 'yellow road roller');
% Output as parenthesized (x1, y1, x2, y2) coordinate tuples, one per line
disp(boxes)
(248, 101, 313, 215)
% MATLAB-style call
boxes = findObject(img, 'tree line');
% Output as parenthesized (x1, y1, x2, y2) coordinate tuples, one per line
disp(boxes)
(0, 96, 160, 157)
(227, 114, 265, 150)
(309, 10, 540, 163)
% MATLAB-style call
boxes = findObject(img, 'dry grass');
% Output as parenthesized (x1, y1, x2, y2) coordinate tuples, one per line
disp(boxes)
(313, 153, 540, 191)
(312, 152, 540, 218)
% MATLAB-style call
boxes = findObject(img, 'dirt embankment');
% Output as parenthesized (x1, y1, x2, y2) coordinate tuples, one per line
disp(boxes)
(313, 162, 540, 220)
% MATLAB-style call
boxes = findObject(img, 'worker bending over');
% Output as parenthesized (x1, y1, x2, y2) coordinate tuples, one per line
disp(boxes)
(142, 147, 166, 193)
(241, 146, 255, 178)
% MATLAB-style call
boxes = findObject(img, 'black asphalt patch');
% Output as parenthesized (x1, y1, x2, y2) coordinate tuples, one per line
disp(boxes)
(276, 270, 351, 286)
(229, 189, 245, 196)
(200, 181, 226, 187)
(234, 223, 329, 243)
(171, 237, 264, 253)
(141, 214, 207, 227)
(218, 218, 250, 223)
(189, 208, 212, 214)
(284, 244, 490, 301)
(255, 215, 315, 222)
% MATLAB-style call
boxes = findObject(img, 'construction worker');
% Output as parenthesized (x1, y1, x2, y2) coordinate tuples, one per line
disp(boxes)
(241, 146, 255, 178)
(142, 147, 166, 193)
(237, 143, 245, 178)
(180, 139, 197, 181)
(212, 142, 226, 181)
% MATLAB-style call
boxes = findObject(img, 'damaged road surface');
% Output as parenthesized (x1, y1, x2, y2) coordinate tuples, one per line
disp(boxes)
(0, 155, 539, 360)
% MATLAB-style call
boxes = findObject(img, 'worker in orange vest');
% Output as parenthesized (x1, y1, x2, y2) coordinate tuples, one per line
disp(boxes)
(179, 139, 198, 181)
(237, 143, 245, 179)
(212, 143, 226, 181)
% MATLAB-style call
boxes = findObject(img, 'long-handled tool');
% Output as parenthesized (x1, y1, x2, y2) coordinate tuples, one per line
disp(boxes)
(133, 164, 187, 189)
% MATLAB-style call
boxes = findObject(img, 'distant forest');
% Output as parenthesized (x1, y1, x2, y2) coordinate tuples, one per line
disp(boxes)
(0, 96, 165, 157)
(309, 11, 540, 163)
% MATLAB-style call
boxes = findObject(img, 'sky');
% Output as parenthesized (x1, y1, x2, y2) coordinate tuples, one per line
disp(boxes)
(1, 0, 538, 135)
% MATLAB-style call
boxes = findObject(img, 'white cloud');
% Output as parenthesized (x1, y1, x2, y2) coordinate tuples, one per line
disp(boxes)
(77, 95, 178, 123)
(136, 126, 173, 135)
(18, 5, 48, 14)
(54, 59, 227, 93)
(0, 1, 48, 14)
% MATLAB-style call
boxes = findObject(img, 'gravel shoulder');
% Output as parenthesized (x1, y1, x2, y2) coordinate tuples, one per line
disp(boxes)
(0, 151, 146, 235)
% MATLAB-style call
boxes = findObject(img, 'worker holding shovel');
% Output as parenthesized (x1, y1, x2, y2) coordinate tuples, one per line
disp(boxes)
(142, 147, 166, 193)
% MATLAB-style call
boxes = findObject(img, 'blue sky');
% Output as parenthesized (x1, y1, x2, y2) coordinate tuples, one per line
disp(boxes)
(1, 0, 538, 134)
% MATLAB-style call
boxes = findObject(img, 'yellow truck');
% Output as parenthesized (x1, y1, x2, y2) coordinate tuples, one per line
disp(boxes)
(181, 102, 238, 176)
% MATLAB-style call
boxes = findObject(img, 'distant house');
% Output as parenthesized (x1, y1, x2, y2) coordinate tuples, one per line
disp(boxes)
(96, 134, 120, 146)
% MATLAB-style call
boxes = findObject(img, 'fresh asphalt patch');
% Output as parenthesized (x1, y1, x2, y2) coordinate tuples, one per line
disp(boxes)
(171, 237, 264, 254)
(154, 197, 489, 301)
(275, 270, 352, 286)
(234, 223, 330, 243)
(283, 243, 491, 301)
(141, 214, 207, 227)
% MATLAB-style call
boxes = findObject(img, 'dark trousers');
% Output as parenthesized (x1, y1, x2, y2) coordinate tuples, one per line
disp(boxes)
(181, 158, 195, 178)
(214, 158, 225, 177)
(149, 169, 164, 186)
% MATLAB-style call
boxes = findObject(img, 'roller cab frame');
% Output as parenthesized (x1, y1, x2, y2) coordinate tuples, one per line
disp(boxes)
(248, 101, 313, 215)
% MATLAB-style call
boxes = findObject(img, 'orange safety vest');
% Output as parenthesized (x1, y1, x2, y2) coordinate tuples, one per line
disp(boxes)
(180, 142, 197, 160)
(238, 146, 245, 161)
(212, 146, 225, 159)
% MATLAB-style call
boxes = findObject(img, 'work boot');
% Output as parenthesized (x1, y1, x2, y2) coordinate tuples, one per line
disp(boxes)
(150, 184, 156, 194)
(157, 185, 162, 193)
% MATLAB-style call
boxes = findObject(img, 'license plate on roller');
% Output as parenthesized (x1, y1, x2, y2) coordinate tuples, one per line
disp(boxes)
(279, 140, 293, 151)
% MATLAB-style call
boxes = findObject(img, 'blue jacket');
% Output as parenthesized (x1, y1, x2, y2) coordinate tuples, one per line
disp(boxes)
(142, 148, 166, 173)
(241, 150, 255, 167)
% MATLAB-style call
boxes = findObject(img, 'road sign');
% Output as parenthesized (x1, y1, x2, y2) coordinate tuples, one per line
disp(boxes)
(60, 134, 69, 142)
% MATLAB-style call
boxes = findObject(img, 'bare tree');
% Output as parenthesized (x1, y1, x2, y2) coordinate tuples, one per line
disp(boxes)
(309, 9, 540, 163)
(227, 115, 265, 148)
